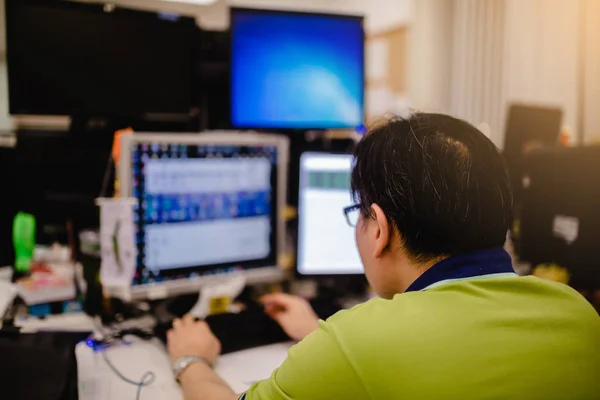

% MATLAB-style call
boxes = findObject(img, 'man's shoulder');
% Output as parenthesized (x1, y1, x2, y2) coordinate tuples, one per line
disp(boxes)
(324, 277, 599, 336)
(323, 296, 418, 336)
(510, 276, 600, 320)
(327, 297, 395, 321)
(446, 275, 598, 315)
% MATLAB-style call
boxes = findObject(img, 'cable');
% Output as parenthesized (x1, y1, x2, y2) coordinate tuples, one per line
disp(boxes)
(102, 349, 156, 400)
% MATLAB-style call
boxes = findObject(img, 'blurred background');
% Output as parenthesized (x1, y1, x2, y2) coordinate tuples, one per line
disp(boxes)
(0, 0, 599, 316)
(1, 0, 599, 144)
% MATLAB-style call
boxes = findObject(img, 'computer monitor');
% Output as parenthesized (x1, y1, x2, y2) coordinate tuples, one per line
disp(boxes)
(503, 104, 563, 157)
(115, 133, 289, 300)
(230, 8, 365, 129)
(6, 0, 195, 116)
(503, 104, 563, 205)
(297, 152, 363, 276)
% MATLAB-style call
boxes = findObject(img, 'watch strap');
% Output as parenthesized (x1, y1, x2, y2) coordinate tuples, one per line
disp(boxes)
(173, 355, 212, 382)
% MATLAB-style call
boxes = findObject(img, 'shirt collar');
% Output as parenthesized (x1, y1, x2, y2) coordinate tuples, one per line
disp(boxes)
(405, 248, 516, 293)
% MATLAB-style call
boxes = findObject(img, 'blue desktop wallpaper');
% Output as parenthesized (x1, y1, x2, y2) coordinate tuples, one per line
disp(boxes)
(231, 11, 364, 129)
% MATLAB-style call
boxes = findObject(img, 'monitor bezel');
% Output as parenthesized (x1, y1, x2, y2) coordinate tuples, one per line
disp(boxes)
(229, 7, 366, 131)
(118, 132, 289, 287)
(296, 150, 365, 277)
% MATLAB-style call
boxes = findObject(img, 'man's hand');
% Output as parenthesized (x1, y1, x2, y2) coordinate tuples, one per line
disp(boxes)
(167, 315, 237, 400)
(261, 293, 320, 341)
(167, 315, 221, 366)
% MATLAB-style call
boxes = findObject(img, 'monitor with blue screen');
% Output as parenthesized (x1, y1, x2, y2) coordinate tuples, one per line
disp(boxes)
(116, 133, 289, 299)
(297, 152, 363, 275)
(230, 9, 365, 129)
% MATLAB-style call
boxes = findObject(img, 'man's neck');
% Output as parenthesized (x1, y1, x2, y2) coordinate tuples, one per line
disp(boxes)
(397, 255, 448, 293)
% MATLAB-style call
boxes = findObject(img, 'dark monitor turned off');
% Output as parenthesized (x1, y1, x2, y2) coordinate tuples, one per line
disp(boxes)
(504, 104, 563, 156)
(5, 0, 195, 116)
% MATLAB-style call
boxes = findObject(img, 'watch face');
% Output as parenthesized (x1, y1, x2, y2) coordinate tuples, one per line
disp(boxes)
(178, 357, 190, 365)
(174, 356, 209, 380)
(173, 357, 191, 376)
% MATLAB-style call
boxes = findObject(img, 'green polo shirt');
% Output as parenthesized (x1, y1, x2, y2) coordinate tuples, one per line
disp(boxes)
(245, 276, 600, 399)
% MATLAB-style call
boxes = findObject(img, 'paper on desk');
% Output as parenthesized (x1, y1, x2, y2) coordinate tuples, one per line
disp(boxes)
(0, 281, 17, 318)
(215, 342, 294, 393)
(76, 342, 110, 400)
(98, 198, 137, 287)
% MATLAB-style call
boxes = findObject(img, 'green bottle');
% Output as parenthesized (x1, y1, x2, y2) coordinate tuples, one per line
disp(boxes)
(13, 212, 36, 273)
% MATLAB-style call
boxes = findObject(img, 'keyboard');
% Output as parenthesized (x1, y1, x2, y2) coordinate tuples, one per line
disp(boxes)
(154, 306, 290, 354)
(154, 297, 342, 354)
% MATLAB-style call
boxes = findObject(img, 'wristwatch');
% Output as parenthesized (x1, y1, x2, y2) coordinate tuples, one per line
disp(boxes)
(172, 356, 212, 382)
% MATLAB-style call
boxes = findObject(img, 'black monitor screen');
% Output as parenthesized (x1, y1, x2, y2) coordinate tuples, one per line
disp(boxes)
(6, 0, 195, 116)
(131, 143, 278, 285)
(504, 104, 563, 157)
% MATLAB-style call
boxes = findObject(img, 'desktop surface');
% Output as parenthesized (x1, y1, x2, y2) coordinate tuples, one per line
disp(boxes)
(297, 152, 363, 276)
(76, 337, 294, 400)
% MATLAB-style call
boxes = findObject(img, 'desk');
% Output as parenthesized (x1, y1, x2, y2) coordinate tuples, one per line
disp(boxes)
(16, 313, 292, 399)
(76, 338, 293, 400)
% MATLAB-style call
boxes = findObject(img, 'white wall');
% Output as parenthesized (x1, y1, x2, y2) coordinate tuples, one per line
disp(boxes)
(583, 0, 600, 143)
(407, 0, 452, 113)
(504, 0, 580, 142)
(361, 0, 412, 34)
(408, 0, 589, 148)
(446, 0, 508, 147)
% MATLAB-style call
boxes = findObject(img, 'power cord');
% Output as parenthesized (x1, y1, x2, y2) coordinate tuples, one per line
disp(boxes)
(101, 349, 156, 400)
(88, 320, 158, 400)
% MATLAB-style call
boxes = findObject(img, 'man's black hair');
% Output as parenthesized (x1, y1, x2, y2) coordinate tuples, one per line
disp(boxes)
(351, 112, 513, 261)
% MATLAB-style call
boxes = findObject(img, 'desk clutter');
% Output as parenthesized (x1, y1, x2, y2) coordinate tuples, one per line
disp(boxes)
(0, 322, 294, 400)
(1, 294, 339, 399)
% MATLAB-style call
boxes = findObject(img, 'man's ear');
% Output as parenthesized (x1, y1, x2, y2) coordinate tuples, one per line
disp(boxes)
(370, 203, 390, 258)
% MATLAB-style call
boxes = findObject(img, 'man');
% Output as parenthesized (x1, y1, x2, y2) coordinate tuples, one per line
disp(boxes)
(168, 113, 600, 400)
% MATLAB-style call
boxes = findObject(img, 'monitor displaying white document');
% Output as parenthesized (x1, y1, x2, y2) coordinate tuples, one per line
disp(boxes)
(297, 152, 363, 275)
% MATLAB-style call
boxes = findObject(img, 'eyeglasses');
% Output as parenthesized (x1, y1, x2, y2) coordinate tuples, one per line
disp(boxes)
(343, 204, 361, 227)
